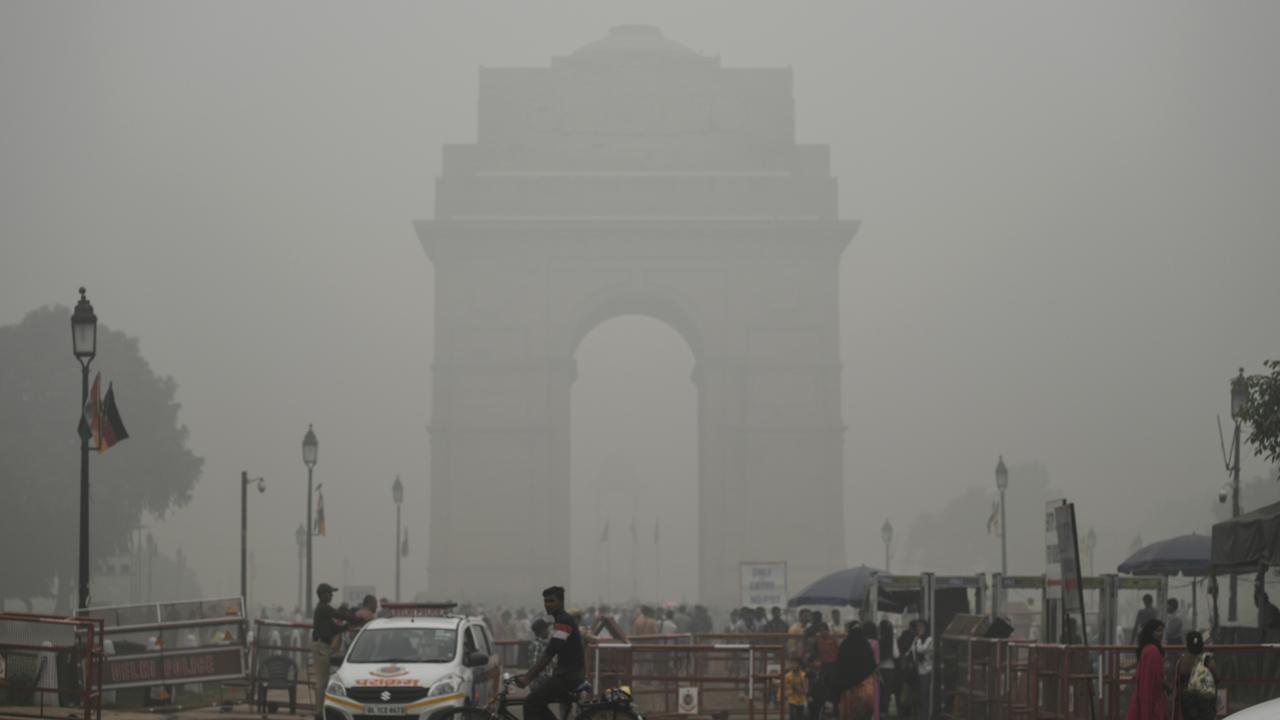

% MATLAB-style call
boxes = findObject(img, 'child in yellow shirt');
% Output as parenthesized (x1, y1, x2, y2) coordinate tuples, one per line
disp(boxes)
(781, 657, 809, 720)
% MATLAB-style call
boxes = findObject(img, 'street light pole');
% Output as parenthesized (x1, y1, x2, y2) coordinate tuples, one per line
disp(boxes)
(996, 456, 1009, 578)
(881, 519, 893, 572)
(393, 475, 403, 602)
(240, 471, 264, 611)
(146, 532, 156, 601)
(1229, 368, 1248, 622)
(295, 524, 306, 612)
(303, 425, 318, 614)
(71, 288, 98, 610)
(1085, 527, 1097, 576)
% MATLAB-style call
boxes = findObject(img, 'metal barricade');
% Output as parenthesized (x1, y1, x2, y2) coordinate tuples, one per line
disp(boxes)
(586, 641, 785, 720)
(0, 611, 104, 720)
(492, 638, 524, 672)
(251, 618, 315, 712)
(77, 597, 247, 709)
(943, 635, 1280, 719)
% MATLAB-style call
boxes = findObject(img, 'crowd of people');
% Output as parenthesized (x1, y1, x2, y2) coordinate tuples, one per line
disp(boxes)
(252, 580, 1280, 720)
(773, 608, 934, 720)
(476, 601, 937, 720)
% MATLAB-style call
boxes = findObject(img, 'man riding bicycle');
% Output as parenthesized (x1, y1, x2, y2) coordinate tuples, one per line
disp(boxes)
(515, 586, 585, 720)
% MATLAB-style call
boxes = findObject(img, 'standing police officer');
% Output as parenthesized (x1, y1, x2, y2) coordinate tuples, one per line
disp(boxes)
(311, 583, 357, 715)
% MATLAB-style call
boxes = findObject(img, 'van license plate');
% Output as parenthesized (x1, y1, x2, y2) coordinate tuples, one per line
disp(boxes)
(364, 705, 406, 715)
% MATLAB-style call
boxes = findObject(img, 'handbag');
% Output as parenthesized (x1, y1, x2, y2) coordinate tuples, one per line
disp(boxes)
(1186, 653, 1215, 698)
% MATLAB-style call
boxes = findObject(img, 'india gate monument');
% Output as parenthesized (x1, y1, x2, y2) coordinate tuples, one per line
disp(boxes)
(418, 26, 858, 608)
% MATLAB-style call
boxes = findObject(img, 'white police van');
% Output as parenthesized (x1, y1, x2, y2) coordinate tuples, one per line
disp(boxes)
(323, 604, 499, 720)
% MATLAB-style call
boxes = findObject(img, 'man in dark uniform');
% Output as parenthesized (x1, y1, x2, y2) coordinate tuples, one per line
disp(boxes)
(515, 586, 584, 720)
(311, 583, 358, 716)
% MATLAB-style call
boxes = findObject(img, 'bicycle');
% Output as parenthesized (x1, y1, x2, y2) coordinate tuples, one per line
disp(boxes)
(435, 673, 643, 720)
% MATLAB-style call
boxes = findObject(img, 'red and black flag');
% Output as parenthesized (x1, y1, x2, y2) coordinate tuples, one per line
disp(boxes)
(98, 382, 129, 452)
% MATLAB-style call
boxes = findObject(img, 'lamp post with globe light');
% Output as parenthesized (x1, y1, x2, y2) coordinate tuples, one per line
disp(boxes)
(392, 475, 404, 601)
(295, 524, 306, 612)
(71, 288, 98, 610)
(881, 520, 893, 572)
(996, 456, 1009, 577)
(241, 471, 265, 611)
(303, 425, 318, 613)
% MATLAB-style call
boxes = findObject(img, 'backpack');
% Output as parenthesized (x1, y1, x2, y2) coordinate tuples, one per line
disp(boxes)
(816, 633, 838, 664)
(1186, 653, 1215, 698)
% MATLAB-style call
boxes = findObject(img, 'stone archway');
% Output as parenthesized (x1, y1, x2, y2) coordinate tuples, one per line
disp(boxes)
(418, 26, 857, 608)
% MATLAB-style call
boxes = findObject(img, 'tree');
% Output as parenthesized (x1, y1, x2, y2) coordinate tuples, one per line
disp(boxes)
(0, 306, 203, 609)
(1239, 360, 1280, 465)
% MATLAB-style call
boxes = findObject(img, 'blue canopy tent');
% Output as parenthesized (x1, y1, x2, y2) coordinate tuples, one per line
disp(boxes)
(1119, 533, 1211, 631)
(789, 564, 972, 634)
(788, 565, 885, 608)
(1118, 533, 1211, 576)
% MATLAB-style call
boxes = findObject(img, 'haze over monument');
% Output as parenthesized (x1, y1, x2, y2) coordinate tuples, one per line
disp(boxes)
(2, 3, 1277, 611)
(421, 25, 853, 606)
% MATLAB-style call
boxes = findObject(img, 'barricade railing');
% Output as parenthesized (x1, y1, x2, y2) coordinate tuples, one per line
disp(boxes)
(586, 642, 786, 720)
(250, 618, 317, 712)
(493, 638, 524, 671)
(0, 611, 105, 720)
(77, 597, 247, 710)
(943, 634, 1280, 720)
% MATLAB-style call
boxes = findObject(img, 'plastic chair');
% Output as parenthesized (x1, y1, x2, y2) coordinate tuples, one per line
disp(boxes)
(255, 655, 298, 714)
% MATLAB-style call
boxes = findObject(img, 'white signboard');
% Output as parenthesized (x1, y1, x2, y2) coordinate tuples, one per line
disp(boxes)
(740, 562, 788, 608)
(1045, 499, 1066, 600)
(678, 687, 699, 714)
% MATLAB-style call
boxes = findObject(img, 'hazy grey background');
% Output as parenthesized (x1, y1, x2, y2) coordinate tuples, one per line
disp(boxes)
(3, 2, 1278, 608)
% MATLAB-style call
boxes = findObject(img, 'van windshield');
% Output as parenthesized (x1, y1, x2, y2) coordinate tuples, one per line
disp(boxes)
(347, 627, 458, 664)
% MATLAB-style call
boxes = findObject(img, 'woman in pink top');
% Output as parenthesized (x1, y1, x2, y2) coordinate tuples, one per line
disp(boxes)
(1126, 618, 1168, 720)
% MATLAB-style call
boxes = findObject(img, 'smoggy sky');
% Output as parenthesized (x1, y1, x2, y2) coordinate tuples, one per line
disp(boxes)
(3, 1, 1278, 609)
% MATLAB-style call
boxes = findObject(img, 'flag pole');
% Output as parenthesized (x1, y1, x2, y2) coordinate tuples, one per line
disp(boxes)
(654, 519, 660, 603)
(594, 485, 600, 604)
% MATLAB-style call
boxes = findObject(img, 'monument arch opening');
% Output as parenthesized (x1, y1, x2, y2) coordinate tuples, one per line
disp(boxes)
(571, 314, 698, 603)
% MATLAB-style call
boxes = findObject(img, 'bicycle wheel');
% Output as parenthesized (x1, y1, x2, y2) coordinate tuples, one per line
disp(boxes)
(577, 703, 644, 720)
(435, 707, 501, 720)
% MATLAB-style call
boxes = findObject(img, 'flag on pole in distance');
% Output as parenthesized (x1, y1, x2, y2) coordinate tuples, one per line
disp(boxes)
(78, 372, 101, 445)
(986, 501, 1000, 535)
(98, 382, 129, 452)
(401, 528, 409, 557)
(316, 490, 327, 536)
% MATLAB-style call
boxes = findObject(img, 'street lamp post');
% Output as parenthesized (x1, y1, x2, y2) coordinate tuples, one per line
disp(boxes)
(303, 425, 318, 614)
(1085, 527, 1097, 576)
(71, 288, 98, 610)
(996, 456, 1009, 577)
(881, 519, 893, 572)
(146, 532, 157, 601)
(295, 524, 306, 612)
(392, 475, 404, 602)
(240, 471, 264, 611)
(1228, 368, 1248, 622)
